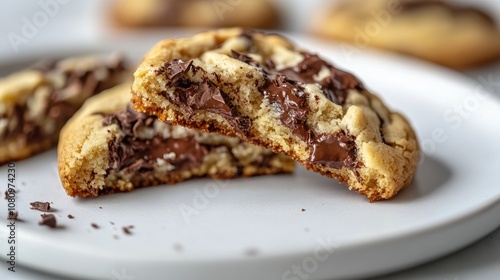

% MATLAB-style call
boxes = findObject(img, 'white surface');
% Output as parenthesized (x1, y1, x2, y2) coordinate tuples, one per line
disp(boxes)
(1, 1, 500, 279)
(0, 35, 500, 279)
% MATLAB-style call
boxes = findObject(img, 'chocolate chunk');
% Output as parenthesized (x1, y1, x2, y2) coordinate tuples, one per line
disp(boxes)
(279, 53, 363, 105)
(156, 59, 193, 79)
(30, 201, 51, 212)
(102, 106, 211, 176)
(160, 59, 252, 136)
(259, 75, 309, 140)
(232, 50, 362, 170)
(39, 214, 57, 228)
(7, 211, 18, 220)
(122, 226, 133, 235)
(308, 132, 358, 169)
(231, 50, 260, 67)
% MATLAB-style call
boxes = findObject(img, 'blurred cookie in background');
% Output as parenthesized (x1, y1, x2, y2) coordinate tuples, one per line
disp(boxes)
(311, 0, 500, 69)
(110, 0, 282, 29)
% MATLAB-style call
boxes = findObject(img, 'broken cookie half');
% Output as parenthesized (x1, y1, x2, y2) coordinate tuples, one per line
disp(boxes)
(0, 53, 127, 164)
(58, 84, 294, 197)
(131, 28, 420, 201)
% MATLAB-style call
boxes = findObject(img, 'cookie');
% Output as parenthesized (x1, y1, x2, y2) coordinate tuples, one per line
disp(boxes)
(311, 0, 500, 69)
(58, 84, 294, 197)
(110, 0, 281, 29)
(0, 53, 127, 165)
(131, 28, 420, 202)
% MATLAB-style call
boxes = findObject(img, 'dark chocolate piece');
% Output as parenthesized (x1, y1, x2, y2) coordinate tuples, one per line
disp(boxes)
(279, 53, 363, 105)
(308, 132, 358, 169)
(29, 201, 51, 212)
(103, 106, 209, 174)
(122, 226, 133, 235)
(39, 214, 57, 228)
(259, 75, 309, 140)
(231, 50, 361, 170)
(159, 59, 252, 136)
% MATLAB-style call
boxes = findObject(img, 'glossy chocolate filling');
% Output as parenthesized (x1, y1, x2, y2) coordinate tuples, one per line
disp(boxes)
(157, 59, 252, 136)
(232, 49, 360, 170)
(102, 106, 208, 175)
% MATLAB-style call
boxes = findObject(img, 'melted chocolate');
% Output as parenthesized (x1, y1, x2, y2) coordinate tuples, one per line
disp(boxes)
(232, 50, 361, 170)
(260, 75, 309, 140)
(308, 132, 357, 169)
(102, 106, 209, 174)
(279, 53, 363, 105)
(159, 59, 252, 136)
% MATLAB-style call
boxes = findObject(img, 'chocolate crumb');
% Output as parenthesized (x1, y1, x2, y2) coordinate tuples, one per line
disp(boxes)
(110, 221, 115, 225)
(91, 223, 99, 229)
(99, 206, 102, 209)
(301, 208, 306, 212)
(122, 226, 133, 235)
(30, 201, 51, 212)
(7, 211, 18, 220)
(39, 214, 57, 228)
(4, 191, 7, 200)
(67, 214, 74, 219)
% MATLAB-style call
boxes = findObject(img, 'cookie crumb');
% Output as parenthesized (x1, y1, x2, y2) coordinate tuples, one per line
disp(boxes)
(30, 201, 51, 212)
(39, 214, 57, 228)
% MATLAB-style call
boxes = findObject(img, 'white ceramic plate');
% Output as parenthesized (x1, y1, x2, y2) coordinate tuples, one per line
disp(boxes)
(1, 35, 500, 280)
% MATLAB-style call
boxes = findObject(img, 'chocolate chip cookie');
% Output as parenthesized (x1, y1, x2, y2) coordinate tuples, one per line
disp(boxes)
(0, 53, 127, 165)
(312, 0, 500, 69)
(110, 0, 281, 29)
(131, 28, 420, 201)
(58, 84, 294, 197)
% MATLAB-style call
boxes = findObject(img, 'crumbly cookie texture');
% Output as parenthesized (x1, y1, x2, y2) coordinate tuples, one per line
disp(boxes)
(110, 0, 281, 29)
(131, 28, 420, 202)
(58, 84, 294, 197)
(0, 53, 127, 164)
(312, 0, 500, 69)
